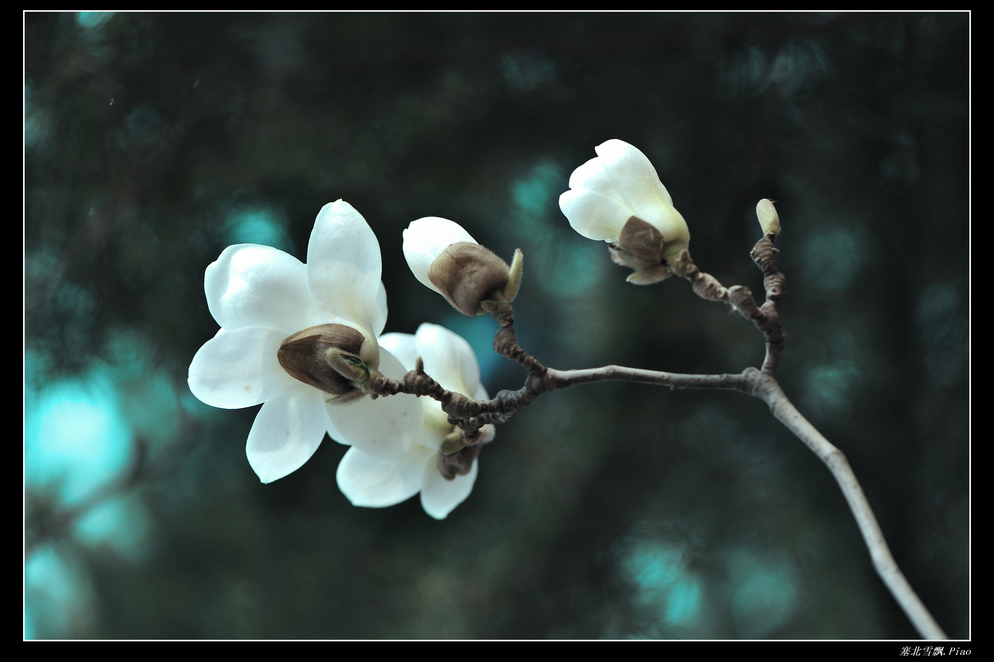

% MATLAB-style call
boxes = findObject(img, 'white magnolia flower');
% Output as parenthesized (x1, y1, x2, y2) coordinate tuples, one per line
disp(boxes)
(559, 139, 690, 284)
(403, 217, 516, 316)
(188, 200, 423, 483)
(336, 323, 490, 519)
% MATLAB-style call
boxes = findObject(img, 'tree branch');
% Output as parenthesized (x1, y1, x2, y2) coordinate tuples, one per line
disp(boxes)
(367, 217, 947, 639)
(755, 372, 948, 640)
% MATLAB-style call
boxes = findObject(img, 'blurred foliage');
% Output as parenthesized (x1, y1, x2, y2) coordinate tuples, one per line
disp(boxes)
(24, 12, 968, 639)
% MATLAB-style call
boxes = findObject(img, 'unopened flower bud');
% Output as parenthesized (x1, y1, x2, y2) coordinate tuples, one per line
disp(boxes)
(404, 217, 520, 316)
(277, 323, 378, 402)
(428, 242, 511, 316)
(559, 139, 691, 285)
(756, 199, 781, 237)
(439, 429, 466, 455)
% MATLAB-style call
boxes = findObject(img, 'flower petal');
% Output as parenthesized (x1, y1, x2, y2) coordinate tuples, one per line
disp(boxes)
(205, 244, 311, 333)
(371, 281, 388, 338)
(325, 347, 423, 458)
(246, 387, 331, 483)
(568, 155, 623, 201)
(639, 203, 690, 247)
(336, 445, 432, 508)
(403, 217, 478, 293)
(594, 139, 675, 211)
(420, 457, 478, 520)
(188, 327, 297, 409)
(378, 332, 419, 371)
(559, 188, 632, 241)
(306, 201, 384, 337)
(415, 323, 481, 398)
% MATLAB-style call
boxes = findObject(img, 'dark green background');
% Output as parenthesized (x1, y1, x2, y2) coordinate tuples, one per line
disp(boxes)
(24, 12, 969, 639)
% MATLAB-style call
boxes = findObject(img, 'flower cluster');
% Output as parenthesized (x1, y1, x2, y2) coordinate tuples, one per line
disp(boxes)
(188, 201, 424, 484)
(189, 200, 497, 519)
(190, 139, 686, 518)
(336, 323, 490, 520)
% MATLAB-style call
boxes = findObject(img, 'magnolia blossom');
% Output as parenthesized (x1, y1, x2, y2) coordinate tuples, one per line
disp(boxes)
(559, 139, 690, 284)
(403, 217, 513, 316)
(336, 323, 490, 519)
(188, 200, 422, 483)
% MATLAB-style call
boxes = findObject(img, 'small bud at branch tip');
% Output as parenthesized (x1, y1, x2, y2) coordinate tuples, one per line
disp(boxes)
(756, 199, 781, 237)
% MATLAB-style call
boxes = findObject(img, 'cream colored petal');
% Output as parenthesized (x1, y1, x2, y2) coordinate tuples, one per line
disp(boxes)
(371, 281, 388, 338)
(568, 155, 623, 201)
(420, 457, 478, 520)
(559, 188, 633, 242)
(378, 332, 419, 372)
(335, 445, 433, 508)
(594, 139, 675, 211)
(246, 387, 331, 483)
(414, 323, 481, 398)
(637, 203, 690, 247)
(188, 327, 297, 409)
(325, 347, 422, 458)
(306, 201, 384, 338)
(403, 217, 478, 293)
(205, 244, 311, 333)
(414, 405, 451, 451)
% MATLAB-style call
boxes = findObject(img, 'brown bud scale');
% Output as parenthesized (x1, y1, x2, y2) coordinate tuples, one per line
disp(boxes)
(428, 242, 511, 316)
(278, 323, 366, 396)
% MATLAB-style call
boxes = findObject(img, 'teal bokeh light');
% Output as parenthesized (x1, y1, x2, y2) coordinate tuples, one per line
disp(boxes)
(24, 546, 96, 639)
(24, 364, 134, 506)
(509, 161, 602, 298)
(225, 206, 292, 253)
(802, 361, 862, 419)
(621, 537, 704, 632)
(76, 12, 115, 30)
(800, 226, 865, 294)
(725, 546, 799, 638)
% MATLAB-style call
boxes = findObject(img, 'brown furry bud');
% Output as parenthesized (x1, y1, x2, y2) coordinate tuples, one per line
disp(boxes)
(277, 323, 374, 401)
(609, 216, 671, 284)
(427, 241, 511, 316)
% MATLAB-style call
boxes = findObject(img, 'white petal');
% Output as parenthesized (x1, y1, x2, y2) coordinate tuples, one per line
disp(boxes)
(568, 155, 623, 201)
(402, 217, 478, 293)
(306, 201, 384, 337)
(559, 188, 632, 241)
(415, 406, 452, 450)
(336, 445, 432, 508)
(246, 387, 331, 483)
(325, 348, 423, 458)
(205, 244, 311, 333)
(378, 332, 419, 371)
(371, 281, 388, 338)
(638, 203, 691, 247)
(594, 139, 675, 213)
(188, 327, 297, 409)
(414, 323, 481, 398)
(420, 458, 478, 520)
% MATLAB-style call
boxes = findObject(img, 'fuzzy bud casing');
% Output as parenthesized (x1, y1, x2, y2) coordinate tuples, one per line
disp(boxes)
(427, 241, 511, 316)
(277, 323, 377, 402)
